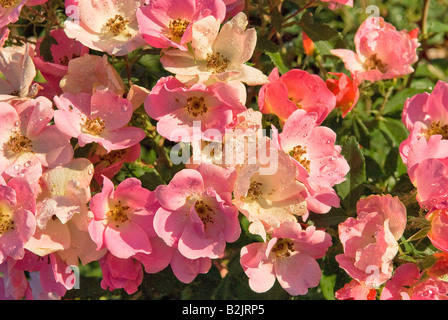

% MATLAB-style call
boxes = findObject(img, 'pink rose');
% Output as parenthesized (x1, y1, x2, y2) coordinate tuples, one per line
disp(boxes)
(331, 17, 419, 82)
(240, 221, 332, 295)
(258, 68, 336, 124)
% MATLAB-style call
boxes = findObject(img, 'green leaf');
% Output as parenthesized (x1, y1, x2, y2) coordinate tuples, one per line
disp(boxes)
(256, 35, 281, 53)
(271, 6, 284, 33)
(378, 117, 409, 147)
(309, 207, 347, 228)
(39, 33, 58, 63)
(265, 51, 289, 74)
(125, 162, 166, 191)
(299, 12, 341, 56)
(335, 136, 366, 215)
(320, 273, 337, 300)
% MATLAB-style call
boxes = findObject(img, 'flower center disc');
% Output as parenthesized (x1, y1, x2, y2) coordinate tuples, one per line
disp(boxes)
(206, 52, 229, 74)
(185, 96, 207, 117)
(246, 181, 263, 201)
(7, 132, 33, 154)
(0, 206, 14, 235)
(169, 18, 189, 39)
(106, 14, 129, 36)
(83, 117, 105, 135)
(0, 0, 18, 8)
(194, 199, 214, 228)
(108, 200, 130, 227)
(271, 238, 295, 259)
(289, 145, 311, 172)
(364, 53, 388, 73)
(426, 121, 448, 140)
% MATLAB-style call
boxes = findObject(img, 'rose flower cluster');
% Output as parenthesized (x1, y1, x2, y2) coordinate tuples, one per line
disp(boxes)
(0, 0, 446, 300)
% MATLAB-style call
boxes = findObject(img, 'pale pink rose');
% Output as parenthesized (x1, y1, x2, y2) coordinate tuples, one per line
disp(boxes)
(135, 236, 174, 274)
(134, 198, 212, 284)
(0, 256, 32, 299)
(57, 209, 107, 266)
(126, 84, 150, 111)
(0, 98, 73, 178)
(59, 54, 125, 95)
(53, 88, 145, 152)
(405, 135, 448, 210)
(335, 279, 377, 300)
(0, 44, 41, 102)
(33, 28, 89, 99)
(380, 263, 448, 300)
(427, 209, 448, 253)
(2, 251, 71, 299)
(64, 0, 147, 56)
(0, 0, 26, 29)
(336, 195, 407, 288)
(99, 252, 143, 294)
(160, 12, 268, 86)
(154, 164, 240, 259)
(233, 140, 308, 240)
(25, 159, 106, 265)
(145, 76, 246, 142)
(258, 68, 336, 124)
(331, 17, 419, 82)
(34, 28, 89, 79)
(240, 221, 332, 296)
(273, 109, 350, 214)
(88, 176, 156, 259)
(170, 249, 212, 284)
(400, 81, 448, 164)
(0, 177, 36, 263)
(136, 0, 226, 50)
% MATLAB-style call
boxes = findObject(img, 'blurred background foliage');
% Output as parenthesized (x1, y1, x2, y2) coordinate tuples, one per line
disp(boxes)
(7, 0, 448, 299)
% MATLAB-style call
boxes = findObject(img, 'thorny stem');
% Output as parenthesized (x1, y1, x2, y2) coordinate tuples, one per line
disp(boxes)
(282, 0, 317, 27)
(25, 6, 61, 27)
(377, 85, 394, 119)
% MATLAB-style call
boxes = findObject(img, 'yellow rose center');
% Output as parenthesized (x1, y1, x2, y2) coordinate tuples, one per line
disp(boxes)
(271, 238, 295, 259)
(425, 121, 448, 140)
(169, 18, 190, 38)
(246, 181, 263, 201)
(206, 52, 229, 74)
(106, 14, 130, 36)
(7, 132, 33, 154)
(289, 145, 311, 172)
(185, 96, 207, 117)
(108, 200, 130, 227)
(0, 0, 18, 8)
(83, 117, 106, 135)
(364, 53, 388, 73)
(0, 204, 14, 235)
(194, 199, 214, 228)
